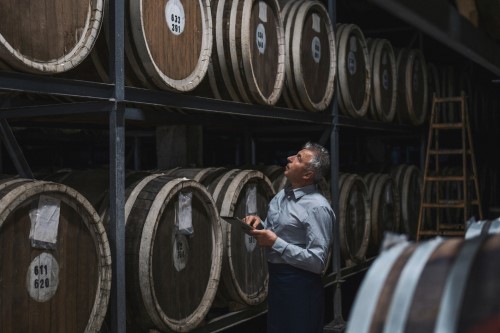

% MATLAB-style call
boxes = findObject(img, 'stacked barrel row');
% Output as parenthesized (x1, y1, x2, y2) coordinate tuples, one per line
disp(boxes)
(0, 0, 336, 112)
(334, 165, 422, 267)
(2, 1, 497, 126)
(0, 168, 276, 332)
(335, 23, 429, 126)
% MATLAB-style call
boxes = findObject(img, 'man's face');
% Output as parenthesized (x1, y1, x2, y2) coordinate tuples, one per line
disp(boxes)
(284, 148, 314, 185)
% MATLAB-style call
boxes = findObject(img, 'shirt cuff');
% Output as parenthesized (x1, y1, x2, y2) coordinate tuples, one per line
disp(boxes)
(272, 237, 288, 255)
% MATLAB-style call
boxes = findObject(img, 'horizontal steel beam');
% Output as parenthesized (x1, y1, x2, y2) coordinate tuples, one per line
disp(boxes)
(0, 101, 115, 118)
(0, 71, 114, 99)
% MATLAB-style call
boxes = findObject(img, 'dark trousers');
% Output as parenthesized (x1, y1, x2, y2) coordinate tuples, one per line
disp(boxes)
(267, 263, 325, 333)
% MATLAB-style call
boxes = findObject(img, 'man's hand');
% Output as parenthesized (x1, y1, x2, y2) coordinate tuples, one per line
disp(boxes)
(243, 215, 261, 229)
(249, 229, 277, 248)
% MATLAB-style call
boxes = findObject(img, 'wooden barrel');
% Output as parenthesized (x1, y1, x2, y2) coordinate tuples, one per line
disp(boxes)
(0, 178, 111, 333)
(396, 48, 428, 126)
(279, 0, 336, 112)
(208, 0, 285, 105)
(206, 169, 275, 305)
(0, 0, 104, 74)
(336, 23, 371, 119)
(367, 38, 397, 122)
(466, 218, 500, 238)
(124, 0, 212, 92)
(390, 164, 422, 240)
(338, 173, 371, 266)
(346, 233, 500, 333)
(122, 174, 223, 332)
(156, 167, 273, 306)
(364, 173, 401, 256)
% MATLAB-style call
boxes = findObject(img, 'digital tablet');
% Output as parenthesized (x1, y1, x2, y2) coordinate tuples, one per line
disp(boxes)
(223, 217, 263, 235)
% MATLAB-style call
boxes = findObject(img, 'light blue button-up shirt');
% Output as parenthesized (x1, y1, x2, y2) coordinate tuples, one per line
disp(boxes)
(262, 184, 334, 274)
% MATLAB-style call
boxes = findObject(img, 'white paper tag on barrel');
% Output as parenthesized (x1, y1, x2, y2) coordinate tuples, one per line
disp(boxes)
(29, 195, 61, 249)
(312, 13, 321, 33)
(245, 233, 258, 252)
(26, 252, 60, 302)
(245, 184, 258, 215)
(165, 0, 186, 35)
(173, 234, 189, 272)
(176, 191, 193, 235)
(348, 36, 358, 75)
(259, 1, 268, 22)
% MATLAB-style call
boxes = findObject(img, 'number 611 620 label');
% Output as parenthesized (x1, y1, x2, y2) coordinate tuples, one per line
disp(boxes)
(26, 253, 60, 302)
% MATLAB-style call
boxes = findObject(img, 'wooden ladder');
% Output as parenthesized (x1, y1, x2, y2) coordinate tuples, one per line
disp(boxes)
(416, 92, 483, 241)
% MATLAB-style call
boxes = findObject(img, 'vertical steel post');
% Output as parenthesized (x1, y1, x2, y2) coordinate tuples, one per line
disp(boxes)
(109, 0, 126, 332)
(324, 0, 346, 331)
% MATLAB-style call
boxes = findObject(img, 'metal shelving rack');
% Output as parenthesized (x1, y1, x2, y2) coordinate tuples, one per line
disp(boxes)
(2, 1, 500, 333)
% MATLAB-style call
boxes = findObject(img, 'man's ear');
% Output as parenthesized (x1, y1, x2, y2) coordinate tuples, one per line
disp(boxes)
(303, 170, 314, 180)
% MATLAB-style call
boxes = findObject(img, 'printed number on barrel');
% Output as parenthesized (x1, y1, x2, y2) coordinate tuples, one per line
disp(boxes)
(171, 14, 182, 34)
(34, 265, 50, 289)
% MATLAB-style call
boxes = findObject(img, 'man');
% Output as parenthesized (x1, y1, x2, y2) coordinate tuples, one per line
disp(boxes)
(245, 142, 334, 333)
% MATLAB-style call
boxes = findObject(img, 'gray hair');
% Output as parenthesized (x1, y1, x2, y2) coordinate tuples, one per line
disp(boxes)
(303, 142, 330, 183)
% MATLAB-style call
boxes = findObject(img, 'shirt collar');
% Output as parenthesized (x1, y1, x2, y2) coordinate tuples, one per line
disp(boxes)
(284, 184, 316, 200)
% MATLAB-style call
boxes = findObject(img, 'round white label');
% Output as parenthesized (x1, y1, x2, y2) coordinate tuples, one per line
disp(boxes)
(173, 234, 189, 271)
(26, 253, 59, 302)
(348, 51, 357, 75)
(165, 0, 185, 36)
(256, 23, 266, 54)
(311, 36, 321, 63)
(244, 234, 257, 252)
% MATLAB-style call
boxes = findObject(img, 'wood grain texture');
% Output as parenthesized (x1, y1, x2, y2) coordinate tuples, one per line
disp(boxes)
(0, 0, 104, 73)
